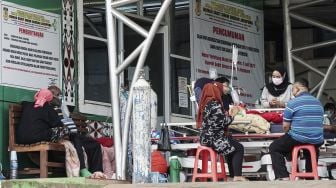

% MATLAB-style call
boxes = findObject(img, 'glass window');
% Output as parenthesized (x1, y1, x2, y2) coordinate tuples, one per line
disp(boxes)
(84, 41, 111, 103)
(170, 57, 191, 116)
(79, 7, 167, 117)
(170, 5, 192, 117)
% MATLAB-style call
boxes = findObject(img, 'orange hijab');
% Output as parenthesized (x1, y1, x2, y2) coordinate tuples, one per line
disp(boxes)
(196, 82, 224, 128)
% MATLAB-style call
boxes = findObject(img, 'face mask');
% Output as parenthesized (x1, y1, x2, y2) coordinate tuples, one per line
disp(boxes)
(272, 77, 283, 86)
(50, 97, 62, 107)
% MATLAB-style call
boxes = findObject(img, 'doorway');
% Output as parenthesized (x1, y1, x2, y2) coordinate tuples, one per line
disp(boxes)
(78, 4, 169, 124)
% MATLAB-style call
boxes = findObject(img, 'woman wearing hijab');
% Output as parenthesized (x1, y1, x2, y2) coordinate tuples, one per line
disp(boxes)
(260, 65, 293, 108)
(197, 82, 247, 181)
(16, 88, 104, 178)
(16, 89, 68, 144)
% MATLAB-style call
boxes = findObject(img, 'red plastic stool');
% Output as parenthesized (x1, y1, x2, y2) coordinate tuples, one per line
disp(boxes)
(290, 144, 319, 180)
(192, 145, 227, 182)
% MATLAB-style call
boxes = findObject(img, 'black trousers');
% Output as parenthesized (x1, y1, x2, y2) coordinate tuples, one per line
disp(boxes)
(269, 134, 321, 179)
(225, 138, 244, 177)
(70, 134, 103, 172)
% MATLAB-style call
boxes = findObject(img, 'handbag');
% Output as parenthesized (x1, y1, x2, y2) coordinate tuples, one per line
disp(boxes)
(157, 125, 171, 151)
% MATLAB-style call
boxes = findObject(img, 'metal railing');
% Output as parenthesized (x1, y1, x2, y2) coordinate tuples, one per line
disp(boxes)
(104, 0, 172, 180)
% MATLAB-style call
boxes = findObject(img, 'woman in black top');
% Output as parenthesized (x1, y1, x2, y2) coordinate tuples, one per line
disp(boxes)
(16, 88, 103, 178)
(196, 81, 248, 181)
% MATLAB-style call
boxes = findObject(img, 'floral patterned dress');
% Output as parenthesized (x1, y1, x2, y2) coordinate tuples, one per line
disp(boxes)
(200, 99, 235, 155)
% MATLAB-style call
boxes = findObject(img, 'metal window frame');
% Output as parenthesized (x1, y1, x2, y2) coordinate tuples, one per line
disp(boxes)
(78, 0, 171, 179)
(283, 0, 336, 98)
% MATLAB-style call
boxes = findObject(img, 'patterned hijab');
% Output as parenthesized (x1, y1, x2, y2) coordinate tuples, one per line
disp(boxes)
(34, 89, 53, 108)
(196, 82, 224, 128)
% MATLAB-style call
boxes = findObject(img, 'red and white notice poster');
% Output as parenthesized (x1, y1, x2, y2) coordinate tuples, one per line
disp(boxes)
(190, 0, 264, 106)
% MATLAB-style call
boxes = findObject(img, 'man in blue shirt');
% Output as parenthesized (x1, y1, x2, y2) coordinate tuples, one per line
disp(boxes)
(269, 78, 324, 180)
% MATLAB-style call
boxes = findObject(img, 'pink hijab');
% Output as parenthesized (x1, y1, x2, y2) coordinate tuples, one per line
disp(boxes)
(34, 89, 53, 108)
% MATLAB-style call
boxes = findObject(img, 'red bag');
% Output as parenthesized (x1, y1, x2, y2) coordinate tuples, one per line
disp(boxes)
(96, 137, 114, 147)
(246, 110, 283, 124)
(151, 151, 168, 173)
(260, 112, 283, 123)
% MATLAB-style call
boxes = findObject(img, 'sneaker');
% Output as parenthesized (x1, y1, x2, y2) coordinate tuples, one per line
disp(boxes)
(233, 176, 249, 182)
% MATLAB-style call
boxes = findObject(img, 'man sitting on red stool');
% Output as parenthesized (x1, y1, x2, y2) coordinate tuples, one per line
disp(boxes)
(269, 78, 324, 180)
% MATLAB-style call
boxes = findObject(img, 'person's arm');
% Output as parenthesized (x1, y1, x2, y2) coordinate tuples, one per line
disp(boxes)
(260, 87, 271, 108)
(222, 108, 234, 128)
(208, 101, 233, 129)
(278, 101, 286, 108)
(277, 85, 293, 108)
(272, 99, 286, 108)
(46, 105, 63, 128)
(283, 121, 291, 133)
(324, 125, 336, 132)
(283, 102, 294, 133)
(331, 125, 336, 133)
(215, 103, 233, 136)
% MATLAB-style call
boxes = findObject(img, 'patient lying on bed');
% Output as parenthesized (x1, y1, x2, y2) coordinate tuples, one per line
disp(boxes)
(229, 106, 270, 134)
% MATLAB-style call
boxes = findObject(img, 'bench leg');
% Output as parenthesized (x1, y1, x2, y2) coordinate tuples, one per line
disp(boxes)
(40, 150, 48, 178)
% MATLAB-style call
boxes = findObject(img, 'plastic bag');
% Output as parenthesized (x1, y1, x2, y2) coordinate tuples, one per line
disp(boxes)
(230, 88, 240, 105)
(157, 126, 171, 151)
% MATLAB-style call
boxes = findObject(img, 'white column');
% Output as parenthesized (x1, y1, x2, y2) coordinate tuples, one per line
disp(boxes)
(132, 72, 151, 183)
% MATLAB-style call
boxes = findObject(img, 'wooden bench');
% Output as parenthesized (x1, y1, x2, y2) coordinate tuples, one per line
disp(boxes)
(8, 104, 66, 178)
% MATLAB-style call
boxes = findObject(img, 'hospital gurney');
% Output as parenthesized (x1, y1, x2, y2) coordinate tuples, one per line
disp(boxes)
(152, 121, 336, 180)
(152, 121, 284, 180)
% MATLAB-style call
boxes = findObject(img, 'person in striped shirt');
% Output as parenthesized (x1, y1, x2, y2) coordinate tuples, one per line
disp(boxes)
(269, 78, 324, 180)
(48, 86, 104, 178)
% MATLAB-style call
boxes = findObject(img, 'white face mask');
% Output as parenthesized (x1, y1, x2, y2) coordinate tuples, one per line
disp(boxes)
(272, 77, 283, 86)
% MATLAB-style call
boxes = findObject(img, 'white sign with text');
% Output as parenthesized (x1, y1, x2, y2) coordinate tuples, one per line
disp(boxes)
(191, 0, 265, 106)
(0, 1, 61, 89)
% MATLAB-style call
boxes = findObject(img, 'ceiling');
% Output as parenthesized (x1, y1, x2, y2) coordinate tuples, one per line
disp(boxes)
(264, 0, 336, 29)
(82, 0, 336, 30)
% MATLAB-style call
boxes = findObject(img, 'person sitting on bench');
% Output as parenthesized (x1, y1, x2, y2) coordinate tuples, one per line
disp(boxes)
(16, 87, 103, 178)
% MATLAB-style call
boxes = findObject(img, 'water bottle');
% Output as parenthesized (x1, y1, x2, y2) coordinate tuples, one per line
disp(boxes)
(0, 162, 6, 180)
(169, 156, 181, 182)
(10, 151, 18, 179)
